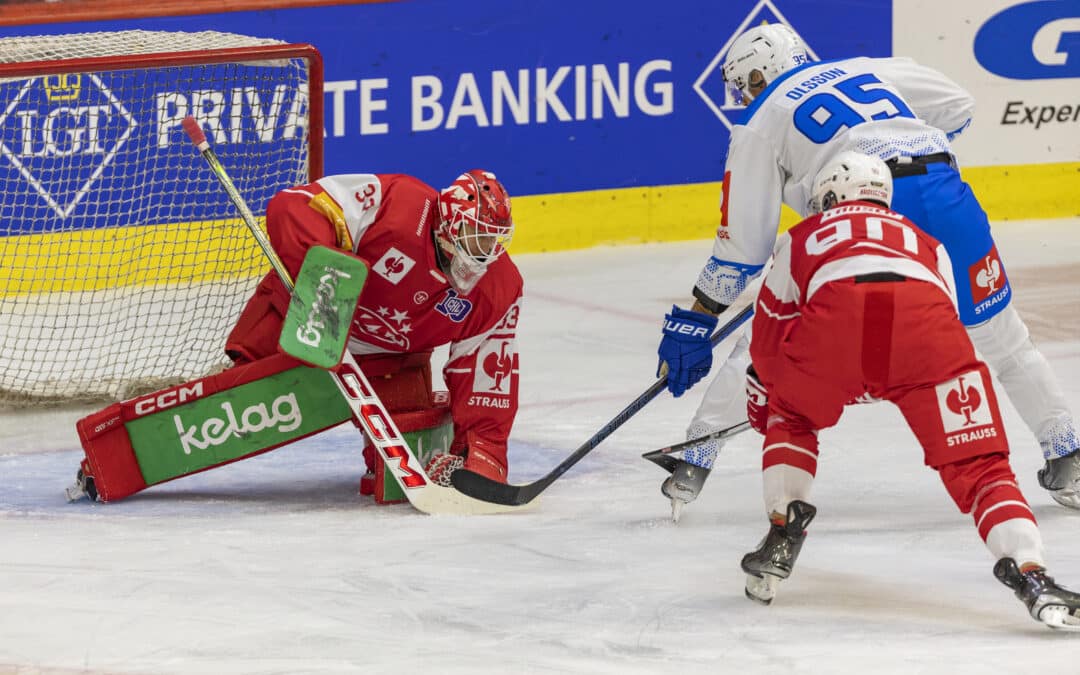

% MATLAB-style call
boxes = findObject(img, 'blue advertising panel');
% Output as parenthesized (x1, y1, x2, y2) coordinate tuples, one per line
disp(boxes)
(2, 0, 891, 202)
(0, 61, 311, 232)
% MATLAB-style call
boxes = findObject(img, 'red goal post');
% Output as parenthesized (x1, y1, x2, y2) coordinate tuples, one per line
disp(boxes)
(0, 30, 324, 405)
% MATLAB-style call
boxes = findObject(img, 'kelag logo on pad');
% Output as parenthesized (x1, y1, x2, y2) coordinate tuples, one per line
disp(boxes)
(693, 0, 820, 130)
(975, 0, 1080, 79)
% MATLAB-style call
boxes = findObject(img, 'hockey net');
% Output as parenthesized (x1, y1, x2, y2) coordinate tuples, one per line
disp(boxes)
(0, 30, 323, 406)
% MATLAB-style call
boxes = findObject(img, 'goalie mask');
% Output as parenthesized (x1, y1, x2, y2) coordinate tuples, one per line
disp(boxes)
(808, 151, 894, 214)
(436, 170, 514, 294)
(722, 23, 809, 105)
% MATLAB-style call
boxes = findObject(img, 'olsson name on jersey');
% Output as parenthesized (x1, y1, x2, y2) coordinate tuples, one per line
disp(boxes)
(783, 68, 848, 101)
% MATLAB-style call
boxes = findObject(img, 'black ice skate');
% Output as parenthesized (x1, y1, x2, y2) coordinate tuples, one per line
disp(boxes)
(661, 460, 711, 523)
(994, 558, 1080, 631)
(64, 467, 98, 503)
(741, 500, 816, 605)
(1037, 449, 1080, 509)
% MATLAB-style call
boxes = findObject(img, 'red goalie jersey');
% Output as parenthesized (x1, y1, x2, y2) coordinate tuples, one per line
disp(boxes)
(226, 173, 523, 471)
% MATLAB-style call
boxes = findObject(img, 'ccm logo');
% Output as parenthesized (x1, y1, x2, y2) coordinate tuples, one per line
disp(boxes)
(133, 383, 204, 415)
(665, 321, 709, 338)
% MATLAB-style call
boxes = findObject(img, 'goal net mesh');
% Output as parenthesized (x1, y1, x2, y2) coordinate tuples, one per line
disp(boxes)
(0, 30, 319, 406)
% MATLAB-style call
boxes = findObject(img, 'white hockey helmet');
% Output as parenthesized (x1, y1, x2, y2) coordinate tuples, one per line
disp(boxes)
(722, 23, 809, 104)
(809, 151, 894, 213)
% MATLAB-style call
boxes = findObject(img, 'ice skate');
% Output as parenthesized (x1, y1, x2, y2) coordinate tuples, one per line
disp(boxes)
(741, 500, 816, 605)
(661, 459, 711, 523)
(994, 558, 1080, 631)
(64, 467, 98, 503)
(1037, 448, 1080, 509)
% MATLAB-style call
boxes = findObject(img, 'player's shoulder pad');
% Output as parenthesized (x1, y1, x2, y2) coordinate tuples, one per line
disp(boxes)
(468, 255, 524, 314)
(378, 173, 439, 201)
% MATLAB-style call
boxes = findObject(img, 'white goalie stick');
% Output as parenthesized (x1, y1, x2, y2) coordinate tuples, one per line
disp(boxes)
(182, 116, 530, 515)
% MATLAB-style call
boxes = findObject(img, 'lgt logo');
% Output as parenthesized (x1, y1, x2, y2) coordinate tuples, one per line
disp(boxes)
(0, 73, 136, 218)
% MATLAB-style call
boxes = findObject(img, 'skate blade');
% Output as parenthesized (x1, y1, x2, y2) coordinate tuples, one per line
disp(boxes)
(1049, 490, 1080, 510)
(744, 573, 778, 606)
(1038, 605, 1080, 631)
(671, 499, 683, 524)
(64, 482, 87, 503)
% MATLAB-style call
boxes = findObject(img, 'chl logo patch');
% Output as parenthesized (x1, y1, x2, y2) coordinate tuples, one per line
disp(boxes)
(372, 247, 415, 285)
(936, 371, 993, 434)
(435, 289, 473, 322)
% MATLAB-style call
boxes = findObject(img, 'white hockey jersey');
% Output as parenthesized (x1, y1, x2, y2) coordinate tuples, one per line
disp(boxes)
(694, 56, 975, 310)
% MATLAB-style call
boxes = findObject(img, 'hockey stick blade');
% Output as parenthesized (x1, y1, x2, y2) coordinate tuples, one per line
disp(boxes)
(641, 420, 752, 473)
(182, 117, 532, 516)
(451, 305, 754, 506)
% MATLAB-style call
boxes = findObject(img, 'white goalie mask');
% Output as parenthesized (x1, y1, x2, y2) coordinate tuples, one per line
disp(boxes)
(722, 23, 810, 105)
(808, 151, 894, 214)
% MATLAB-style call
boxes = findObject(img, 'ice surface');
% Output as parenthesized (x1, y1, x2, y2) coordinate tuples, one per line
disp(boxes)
(2, 219, 1079, 674)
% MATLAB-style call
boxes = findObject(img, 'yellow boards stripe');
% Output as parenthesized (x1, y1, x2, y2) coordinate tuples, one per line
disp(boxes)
(2, 162, 1075, 296)
(0, 218, 267, 296)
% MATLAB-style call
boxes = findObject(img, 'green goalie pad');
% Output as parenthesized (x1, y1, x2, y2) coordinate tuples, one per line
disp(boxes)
(279, 245, 368, 369)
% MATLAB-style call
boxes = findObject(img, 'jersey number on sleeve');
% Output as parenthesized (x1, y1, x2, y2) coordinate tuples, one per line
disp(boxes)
(793, 74, 915, 144)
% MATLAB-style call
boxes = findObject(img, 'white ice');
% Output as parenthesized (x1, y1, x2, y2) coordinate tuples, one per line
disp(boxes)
(2, 218, 1079, 674)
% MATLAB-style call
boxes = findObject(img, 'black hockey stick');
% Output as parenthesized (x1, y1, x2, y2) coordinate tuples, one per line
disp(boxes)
(451, 304, 754, 505)
(640, 420, 753, 474)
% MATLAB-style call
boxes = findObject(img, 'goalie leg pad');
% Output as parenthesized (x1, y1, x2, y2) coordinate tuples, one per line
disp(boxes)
(76, 353, 352, 502)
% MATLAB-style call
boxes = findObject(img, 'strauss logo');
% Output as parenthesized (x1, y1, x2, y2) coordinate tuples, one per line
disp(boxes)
(946, 375, 983, 426)
(975, 255, 1002, 293)
(383, 256, 405, 276)
(482, 342, 514, 392)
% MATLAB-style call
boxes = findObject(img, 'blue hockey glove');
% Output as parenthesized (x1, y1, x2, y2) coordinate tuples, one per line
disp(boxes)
(657, 305, 718, 397)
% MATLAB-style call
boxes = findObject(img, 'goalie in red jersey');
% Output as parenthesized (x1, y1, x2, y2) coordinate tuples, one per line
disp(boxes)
(227, 169, 523, 492)
(70, 170, 522, 505)
(738, 151, 1080, 631)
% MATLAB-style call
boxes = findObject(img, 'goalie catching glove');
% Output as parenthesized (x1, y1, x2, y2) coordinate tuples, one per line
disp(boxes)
(657, 305, 718, 397)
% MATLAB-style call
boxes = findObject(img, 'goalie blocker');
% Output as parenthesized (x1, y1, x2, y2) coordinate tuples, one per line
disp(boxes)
(73, 350, 453, 504)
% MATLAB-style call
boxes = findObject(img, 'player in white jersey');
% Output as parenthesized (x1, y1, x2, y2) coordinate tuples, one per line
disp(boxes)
(653, 23, 1080, 516)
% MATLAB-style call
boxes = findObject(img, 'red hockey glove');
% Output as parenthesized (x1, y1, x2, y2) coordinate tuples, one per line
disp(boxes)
(463, 439, 508, 483)
(425, 453, 465, 487)
(426, 438, 508, 486)
(745, 364, 769, 435)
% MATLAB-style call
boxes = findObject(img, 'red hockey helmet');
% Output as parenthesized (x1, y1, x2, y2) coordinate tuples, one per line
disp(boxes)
(436, 170, 514, 292)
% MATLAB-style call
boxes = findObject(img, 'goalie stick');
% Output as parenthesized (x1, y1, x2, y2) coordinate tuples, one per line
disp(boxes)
(182, 116, 529, 516)
(451, 303, 754, 506)
(640, 420, 753, 474)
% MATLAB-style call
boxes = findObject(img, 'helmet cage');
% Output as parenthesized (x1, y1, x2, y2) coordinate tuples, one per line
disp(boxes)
(437, 170, 514, 293)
